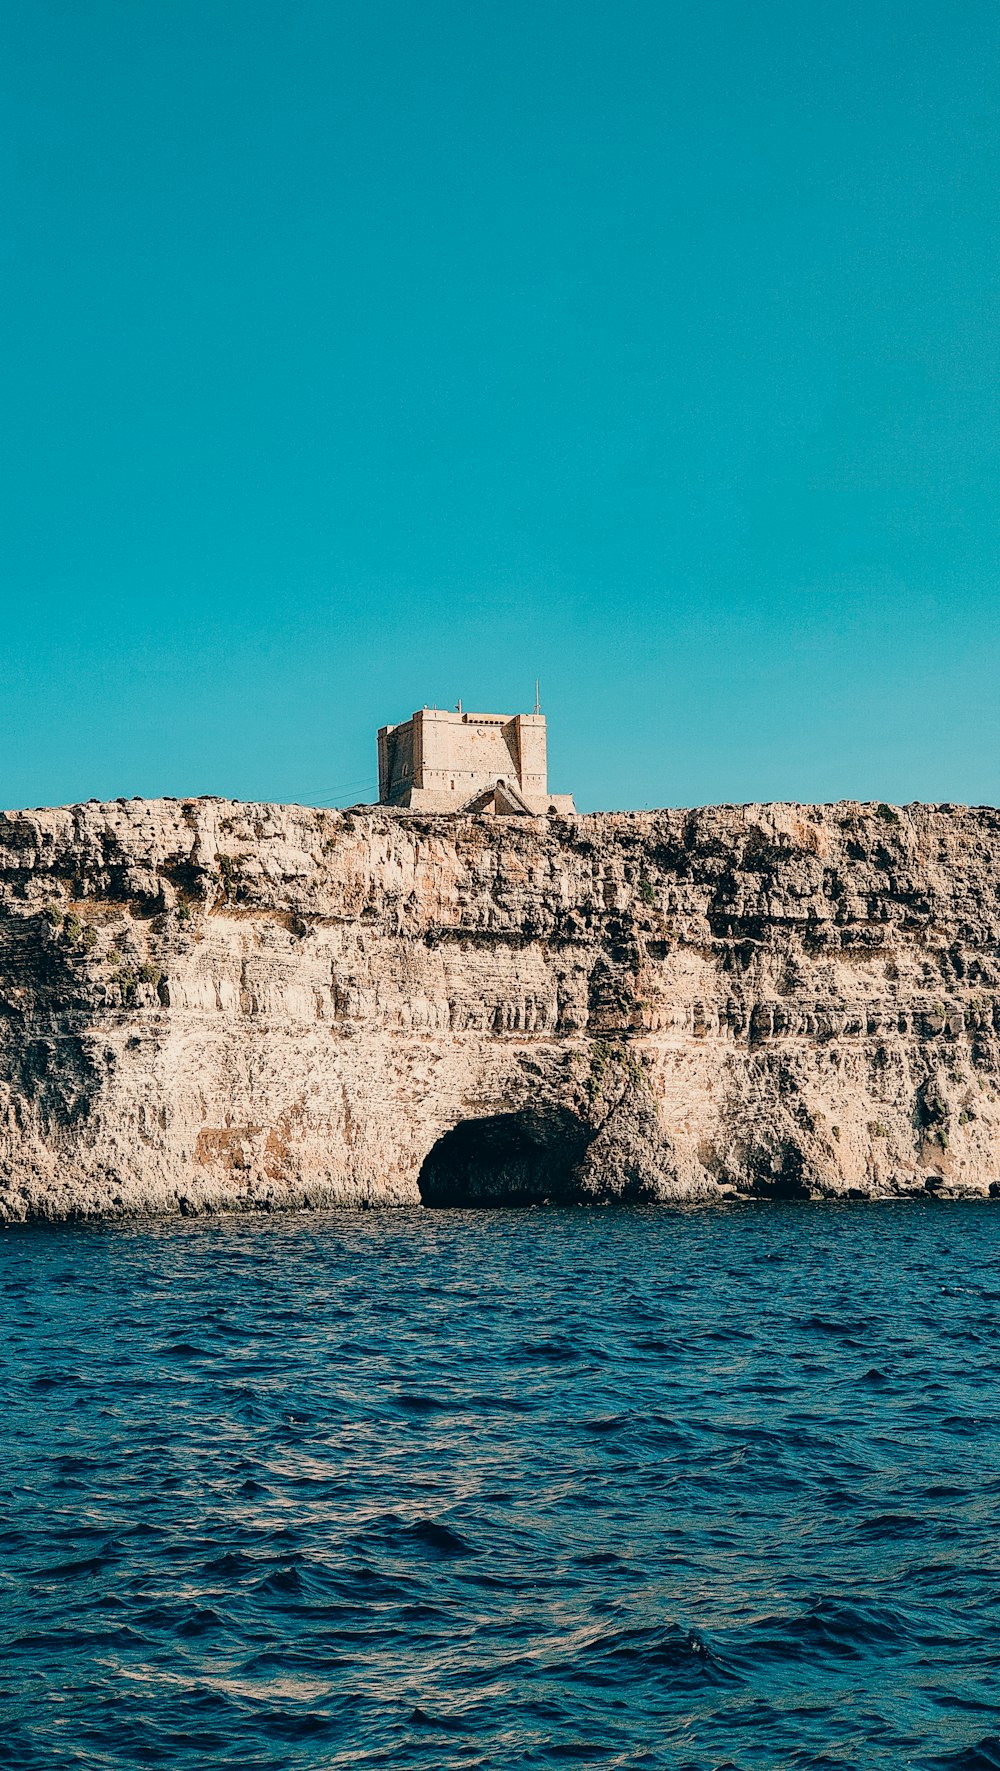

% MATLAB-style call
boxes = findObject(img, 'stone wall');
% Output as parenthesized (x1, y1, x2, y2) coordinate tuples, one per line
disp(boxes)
(1, 795, 999, 1219)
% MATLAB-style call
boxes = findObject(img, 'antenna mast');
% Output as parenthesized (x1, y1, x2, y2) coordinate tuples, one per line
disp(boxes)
(533, 678, 540, 715)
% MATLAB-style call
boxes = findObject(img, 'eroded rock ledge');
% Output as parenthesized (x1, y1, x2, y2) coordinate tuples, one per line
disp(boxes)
(1, 795, 999, 1218)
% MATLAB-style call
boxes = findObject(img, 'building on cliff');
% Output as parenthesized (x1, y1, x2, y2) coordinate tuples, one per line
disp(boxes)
(377, 705, 576, 816)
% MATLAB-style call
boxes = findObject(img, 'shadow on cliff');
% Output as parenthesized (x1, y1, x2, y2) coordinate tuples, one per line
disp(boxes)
(418, 1107, 594, 1207)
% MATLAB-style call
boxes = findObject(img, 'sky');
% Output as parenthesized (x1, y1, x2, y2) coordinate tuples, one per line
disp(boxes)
(2, 1, 999, 814)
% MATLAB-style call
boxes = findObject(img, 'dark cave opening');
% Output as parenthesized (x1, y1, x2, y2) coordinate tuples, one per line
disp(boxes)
(417, 1106, 593, 1207)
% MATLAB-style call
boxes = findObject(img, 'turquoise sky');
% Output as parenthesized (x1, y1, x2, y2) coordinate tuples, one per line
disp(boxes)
(3, 2, 999, 812)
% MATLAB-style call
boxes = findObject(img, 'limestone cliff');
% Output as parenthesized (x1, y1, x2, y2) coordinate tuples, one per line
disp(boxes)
(1, 795, 999, 1218)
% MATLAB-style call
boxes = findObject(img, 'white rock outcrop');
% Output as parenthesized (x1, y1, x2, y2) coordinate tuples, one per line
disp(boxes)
(1, 796, 999, 1218)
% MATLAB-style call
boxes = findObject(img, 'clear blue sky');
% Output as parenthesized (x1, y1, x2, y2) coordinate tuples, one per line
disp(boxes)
(2, 2, 998, 813)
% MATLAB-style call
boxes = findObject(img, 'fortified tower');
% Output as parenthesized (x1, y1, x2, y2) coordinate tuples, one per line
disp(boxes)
(377, 705, 576, 816)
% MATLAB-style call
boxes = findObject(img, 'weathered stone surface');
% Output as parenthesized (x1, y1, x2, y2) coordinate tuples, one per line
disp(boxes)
(1, 795, 999, 1218)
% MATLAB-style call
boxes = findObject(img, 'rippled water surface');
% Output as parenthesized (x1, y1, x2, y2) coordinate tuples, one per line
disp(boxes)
(3, 1204, 1000, 1769)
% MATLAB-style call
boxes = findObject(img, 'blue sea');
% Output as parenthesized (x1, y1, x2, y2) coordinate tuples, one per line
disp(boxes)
(3, 1203, 1000, 1769)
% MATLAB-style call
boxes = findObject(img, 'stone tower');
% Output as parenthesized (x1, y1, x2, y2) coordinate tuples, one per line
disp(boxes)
(377, 706, 576, 816)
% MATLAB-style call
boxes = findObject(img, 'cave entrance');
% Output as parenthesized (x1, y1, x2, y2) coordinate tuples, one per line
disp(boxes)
(418, 1106, 593, 1207)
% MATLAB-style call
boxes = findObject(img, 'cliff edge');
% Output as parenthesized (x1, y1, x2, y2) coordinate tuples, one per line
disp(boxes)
(1, 795, 999, 1218)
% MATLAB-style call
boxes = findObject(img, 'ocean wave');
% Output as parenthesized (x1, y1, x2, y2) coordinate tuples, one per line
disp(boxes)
(4, 1202, 1000, 1768)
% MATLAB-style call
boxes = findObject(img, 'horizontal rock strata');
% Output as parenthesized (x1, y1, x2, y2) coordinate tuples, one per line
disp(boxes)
(1, 795, 999, 1217)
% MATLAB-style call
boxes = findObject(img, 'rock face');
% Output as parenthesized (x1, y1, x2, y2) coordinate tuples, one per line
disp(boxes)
(1, 795, 999, 1219)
